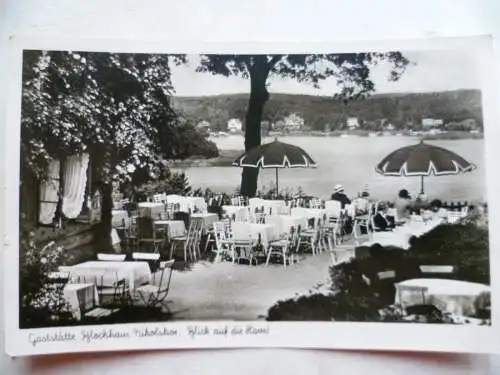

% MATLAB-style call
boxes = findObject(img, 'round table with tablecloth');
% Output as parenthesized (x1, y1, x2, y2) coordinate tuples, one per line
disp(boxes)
(395, 278, 491, 317)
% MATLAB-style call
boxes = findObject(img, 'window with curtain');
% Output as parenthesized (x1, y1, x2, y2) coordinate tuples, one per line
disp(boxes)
(38, 160, 61, 225)
(38, 153, 91, 225)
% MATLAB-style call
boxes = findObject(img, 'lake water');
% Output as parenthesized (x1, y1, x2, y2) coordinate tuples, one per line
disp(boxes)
(174, 135, 487, 202)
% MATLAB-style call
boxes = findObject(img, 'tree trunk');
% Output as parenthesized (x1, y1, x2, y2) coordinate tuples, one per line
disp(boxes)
(240, 57, 271, 197)
(94, 146, 114, 251)
(99, 181, 113, 250)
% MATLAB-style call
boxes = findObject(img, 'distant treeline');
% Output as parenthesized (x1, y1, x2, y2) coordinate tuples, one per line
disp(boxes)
(172, 89, 482, 132)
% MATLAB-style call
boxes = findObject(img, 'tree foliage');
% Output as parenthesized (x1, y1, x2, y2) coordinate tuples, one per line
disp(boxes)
(21, 50, 185, 183)
(195, 53, 410, 196)
(21, 51, 220, 248)
(197, 53, 409, 101)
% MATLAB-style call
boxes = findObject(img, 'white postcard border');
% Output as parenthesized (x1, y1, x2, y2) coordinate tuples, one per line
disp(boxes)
(3, 35, 500, 356)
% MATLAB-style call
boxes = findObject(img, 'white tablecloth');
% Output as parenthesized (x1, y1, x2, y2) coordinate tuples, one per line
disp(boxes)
(155, 220, 187, 237)
(265, 215, 308, 236)
(361, 218, 444, 249)
(291, 207, 326, 221)
(191, 213, 218, 230)
(249, 199, 289, 215)
(222, 205, 249, 222)
(166, 195, 208, 213)
(138, 202, 165, 219)
(65, 261, 151, 291)
(395, 278, 491, 317)
(231, 222, 278, 247)
(63, 283, 99, 320)
(112, 210, 128, 227)
(325, 200, 342, 217)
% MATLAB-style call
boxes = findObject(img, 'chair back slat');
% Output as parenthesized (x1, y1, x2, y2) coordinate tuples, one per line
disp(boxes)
(132, 252, 161, 261)
(97, 253, 126, 262)
(419, 265, 454, 274)
(156, 259, 175, 289)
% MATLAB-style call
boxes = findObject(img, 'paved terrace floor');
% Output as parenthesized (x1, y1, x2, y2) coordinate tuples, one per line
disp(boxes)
(165, 250, 353, 321)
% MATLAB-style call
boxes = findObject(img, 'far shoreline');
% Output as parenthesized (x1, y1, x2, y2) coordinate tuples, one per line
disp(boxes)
(167, 131, 483, 168)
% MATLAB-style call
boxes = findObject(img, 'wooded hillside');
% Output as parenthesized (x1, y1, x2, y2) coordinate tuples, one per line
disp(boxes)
(172, 89, 482, 131)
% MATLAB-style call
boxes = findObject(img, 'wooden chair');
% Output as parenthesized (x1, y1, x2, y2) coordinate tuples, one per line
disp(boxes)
(189, 218, 204, 260)
(208, 221, 233, 262)
(298, 217, 321, 255)
(137, 216, 166, 253)
(169, 219, 197, 262)
(266, 227, 298, 269)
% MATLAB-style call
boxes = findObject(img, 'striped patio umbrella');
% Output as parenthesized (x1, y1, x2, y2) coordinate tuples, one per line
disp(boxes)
(232, 138, 317, 193)
(375, 140, 476, 194)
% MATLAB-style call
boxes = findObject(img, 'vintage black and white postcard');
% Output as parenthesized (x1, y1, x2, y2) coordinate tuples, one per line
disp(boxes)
(3, 35, 500, 356)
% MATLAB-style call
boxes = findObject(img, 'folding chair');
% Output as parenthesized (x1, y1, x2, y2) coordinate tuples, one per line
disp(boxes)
(83, 288, 120, 321)
(96, 270, 132, 308)
(135, 259, 175, 313)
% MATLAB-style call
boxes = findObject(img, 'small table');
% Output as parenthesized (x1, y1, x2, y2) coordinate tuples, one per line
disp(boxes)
(63, 283, 99, 320)
(155, 220, 187, 238)
(191, 213, 218, 230)
(222, 205, 249, 222)
(138, 202, 165, 219)
(65, 261, 151, 291)
(395, 278, 491, 317)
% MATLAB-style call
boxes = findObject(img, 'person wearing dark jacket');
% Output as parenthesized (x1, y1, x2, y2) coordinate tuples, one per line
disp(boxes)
(330, 184, 351, 209)
(330, 184, 353, 235)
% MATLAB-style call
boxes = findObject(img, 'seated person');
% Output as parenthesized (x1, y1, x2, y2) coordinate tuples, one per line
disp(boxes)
(394, 189, 412, 222)
(353, 189, 370, 215)
(372, 202, 395, 231)
(429, 199, 442, 212)
(331, 184, 351, 209)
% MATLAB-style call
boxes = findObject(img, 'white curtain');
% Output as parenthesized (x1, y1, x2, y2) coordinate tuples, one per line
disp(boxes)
(62, 153, 90, 219)
(38, 160, 60, 225)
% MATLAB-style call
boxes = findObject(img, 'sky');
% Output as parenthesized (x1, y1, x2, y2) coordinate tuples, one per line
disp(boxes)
(170, 49, 482, 97)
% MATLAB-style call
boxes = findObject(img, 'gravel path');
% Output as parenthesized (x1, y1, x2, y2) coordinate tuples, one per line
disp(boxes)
(166, 252, 338, 321)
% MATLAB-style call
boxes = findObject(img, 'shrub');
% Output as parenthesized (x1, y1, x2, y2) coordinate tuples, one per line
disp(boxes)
(19, 215, 75, 328)
(266, 222, 489, 322)
(407, 223, 489, 284)
(267, 293, 383, 322)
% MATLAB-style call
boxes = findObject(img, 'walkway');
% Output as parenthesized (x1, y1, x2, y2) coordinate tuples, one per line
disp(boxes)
(166, 251, 344, 321)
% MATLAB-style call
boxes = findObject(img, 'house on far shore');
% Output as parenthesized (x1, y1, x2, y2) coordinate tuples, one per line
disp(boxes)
(346, 117, 360, 130)
(227, 118, 243, 133)
(384, 123, 395, 131)
(421, 118, 444, 128)
(445, 118, 479, 131)
(283, 113, 305, 132)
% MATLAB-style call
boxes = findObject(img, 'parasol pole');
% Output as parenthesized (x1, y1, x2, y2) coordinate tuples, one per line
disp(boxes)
(420, 175, 424, 195)
(275, 168, 279, 196)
